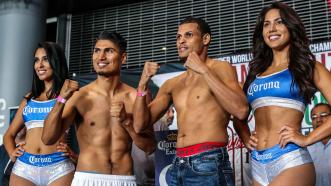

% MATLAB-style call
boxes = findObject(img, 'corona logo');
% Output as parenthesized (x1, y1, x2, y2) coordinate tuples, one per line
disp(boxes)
(247, 81, 280, 96)
(255, 153, 272, 160)
(29, 156, 52, 164)
(166, 133, 177, 141)
(157, 140, 176, 151)
(23, 106, 53, 115)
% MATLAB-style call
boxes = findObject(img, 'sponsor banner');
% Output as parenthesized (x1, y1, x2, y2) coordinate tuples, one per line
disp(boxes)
(154, 130, 177, 186)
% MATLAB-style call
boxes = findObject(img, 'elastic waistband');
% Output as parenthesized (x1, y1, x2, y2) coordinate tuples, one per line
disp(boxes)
(74, 171, 136, 181)
(176, 142, 227, 157)
(251, 143, 300, 164)
(17, 151, 68, 167)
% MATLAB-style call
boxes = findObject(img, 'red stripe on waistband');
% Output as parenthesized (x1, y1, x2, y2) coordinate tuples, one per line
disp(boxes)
(176, 142, 227, 157)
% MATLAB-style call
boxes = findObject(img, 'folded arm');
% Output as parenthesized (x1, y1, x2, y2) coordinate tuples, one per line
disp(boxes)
(184, 53, 248, 119)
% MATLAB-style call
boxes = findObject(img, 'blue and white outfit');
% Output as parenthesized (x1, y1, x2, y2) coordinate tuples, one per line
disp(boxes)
(247, 68, 306, 113)
(12, 99, 75, 186)
(251, 143, 312, 186)
(247, 69, 313, 186)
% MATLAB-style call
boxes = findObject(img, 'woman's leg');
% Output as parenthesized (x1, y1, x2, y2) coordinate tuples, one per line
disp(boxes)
(270, 163, 315, 186)
(9, 173, 35, 186)
(49, 172, 74, 186)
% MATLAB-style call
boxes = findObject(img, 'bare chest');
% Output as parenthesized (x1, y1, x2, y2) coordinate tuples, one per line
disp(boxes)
(172, 78, 213, 111)
(76, 96, 131, 135)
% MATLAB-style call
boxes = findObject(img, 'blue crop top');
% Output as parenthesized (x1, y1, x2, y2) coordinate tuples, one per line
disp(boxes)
(22, 99, 56, 130)
(247, 68, 306, 113)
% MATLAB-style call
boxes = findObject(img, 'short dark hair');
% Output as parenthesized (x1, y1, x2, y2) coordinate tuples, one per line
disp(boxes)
(179, 16, 211, 36)
(311, 103, 331, 116)
(95, 31, 127, 55)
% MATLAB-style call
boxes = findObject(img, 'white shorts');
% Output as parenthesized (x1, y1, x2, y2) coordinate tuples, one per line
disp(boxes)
(12, 152, 75, 185)
(71, 171, 137, 186)
(251, 143, 312, 186)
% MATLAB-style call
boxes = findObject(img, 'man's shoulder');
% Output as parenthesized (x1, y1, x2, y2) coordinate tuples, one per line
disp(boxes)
(69, 84, 92, 103)
(75, 85, 89, 96)
(208, 59, 236, 78)
(155, 73, 183, 94)
(209, 59, 231, 69)
(164, 72, 186, 86)
(121, 83, 137, 100)
(121, 83, 136, 92)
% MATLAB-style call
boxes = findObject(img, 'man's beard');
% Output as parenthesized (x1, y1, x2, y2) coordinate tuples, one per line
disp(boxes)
(96, 71, 117, 77)
(179, 56, 187, 63)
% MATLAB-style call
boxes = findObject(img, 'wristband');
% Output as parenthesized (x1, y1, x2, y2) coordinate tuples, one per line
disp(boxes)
(56, 95, 66, 104)
(137, 90, 147, 97)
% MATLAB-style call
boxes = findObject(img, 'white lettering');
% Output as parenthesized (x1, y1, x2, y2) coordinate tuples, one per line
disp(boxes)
(247, 81, 281, 96)
(231, 54, 253, 64)
(267, 82, 273, 89)
(29, 156, 52, 164)
(274, 81, 280, 88)
(23, 106, 53, 115)
(218, 56, 231, 62)
(309, 42, 331, 53)
(256, 153, 272, 160)
(165, 149, 176, 155)
(157, 140, 176, 151)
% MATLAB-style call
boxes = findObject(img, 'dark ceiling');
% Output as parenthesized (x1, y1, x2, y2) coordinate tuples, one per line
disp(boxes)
(47, 0, 147, 17)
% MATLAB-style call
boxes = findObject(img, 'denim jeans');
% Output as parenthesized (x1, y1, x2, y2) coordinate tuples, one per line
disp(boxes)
(168, 148, 234, 186)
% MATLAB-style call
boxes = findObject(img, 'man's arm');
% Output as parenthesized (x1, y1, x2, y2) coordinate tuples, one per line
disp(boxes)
(232, 116, 257, 150)
(124, 122, 156, 154)
(185, 52, 248, 119)
(232, 117, 250, 146)
(133, 62, 172, 133)
(111, 100, 156, 154)
(42, 80, 79, 145)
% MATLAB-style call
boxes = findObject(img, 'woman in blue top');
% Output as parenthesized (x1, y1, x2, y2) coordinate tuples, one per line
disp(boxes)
(3, 42, 75, 186)
(241, 2, 331, 186)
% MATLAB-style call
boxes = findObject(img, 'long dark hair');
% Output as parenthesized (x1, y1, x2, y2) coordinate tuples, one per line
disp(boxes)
(243, 2, 316, 103)
(26, 42, 69, 100)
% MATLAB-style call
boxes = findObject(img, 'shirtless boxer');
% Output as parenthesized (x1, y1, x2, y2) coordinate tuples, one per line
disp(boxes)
(133, 17, 250, 186)
(42, 31, 156, 186)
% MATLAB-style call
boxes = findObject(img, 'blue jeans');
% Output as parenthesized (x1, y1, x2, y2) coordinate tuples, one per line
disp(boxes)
(169, 148, 234, 186)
